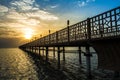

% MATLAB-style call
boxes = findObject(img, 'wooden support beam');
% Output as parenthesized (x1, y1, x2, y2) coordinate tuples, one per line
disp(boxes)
(53, 47, 55, 59)
(35, 47, 37, 53)
(46, 47, 49, 63)
(57, 47, 60, 69)
(38, 47, 40, 55)
(78, 46, 82, 64)
(86, 46, 92, 79)
(32, 47, 33, 52)
(63, 47, 65, 62)
(43, 47, 44, 56)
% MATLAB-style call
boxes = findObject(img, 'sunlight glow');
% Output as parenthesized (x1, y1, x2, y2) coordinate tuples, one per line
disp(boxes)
(24, 28, 33, 39)
(25, 34, 32, 39)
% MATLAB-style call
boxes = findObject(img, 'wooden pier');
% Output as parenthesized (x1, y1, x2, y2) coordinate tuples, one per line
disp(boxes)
(19, 6, 120, 78)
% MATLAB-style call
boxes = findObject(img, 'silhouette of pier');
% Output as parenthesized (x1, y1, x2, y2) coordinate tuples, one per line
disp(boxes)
(19, 6, 120, 78)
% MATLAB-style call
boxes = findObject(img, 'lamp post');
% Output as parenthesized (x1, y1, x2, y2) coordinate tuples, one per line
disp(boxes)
(49, 30, 51, 44)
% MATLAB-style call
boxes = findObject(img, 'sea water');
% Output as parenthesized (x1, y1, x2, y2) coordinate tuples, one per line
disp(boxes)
(0, 48, 39, 80)
(0, 47, 99, 80)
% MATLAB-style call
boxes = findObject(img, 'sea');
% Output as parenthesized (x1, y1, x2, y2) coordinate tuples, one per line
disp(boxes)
(0, 48, 116, 80)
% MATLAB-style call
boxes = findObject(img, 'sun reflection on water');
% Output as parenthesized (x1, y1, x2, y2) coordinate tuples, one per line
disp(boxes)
(0, 48, 38, 80)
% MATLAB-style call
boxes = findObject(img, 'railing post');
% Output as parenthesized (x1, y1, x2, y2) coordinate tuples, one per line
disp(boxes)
(67, 20, 70, 43)
(43, 37, 45, 45)
(114, 9, 117, 35)
(101, 15, 104, 37)
(87, 18, 91, 40)
(56, 31, 58, 43)
(49, 30, 51, 44)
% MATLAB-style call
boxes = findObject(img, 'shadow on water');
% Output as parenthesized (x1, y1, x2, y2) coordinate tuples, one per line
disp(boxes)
(24, 49, 120, 80)
(25, 50, 69, 80)
(24, 51, 94, 80)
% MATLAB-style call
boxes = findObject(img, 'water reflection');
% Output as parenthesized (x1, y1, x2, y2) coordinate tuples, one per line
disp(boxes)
(0, 48, 38, 80)
(47, 47, 98, 79)
(48, 47, 97, 70)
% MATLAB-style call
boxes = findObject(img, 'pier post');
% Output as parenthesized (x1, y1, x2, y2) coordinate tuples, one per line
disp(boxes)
(25, 47, 27, 51)
(63, 47, 65, 62)
(57, 47, 61, 69)
(32, 47, 33, 52)
(53, 47, 55, 59)
(86, 46, 92, 79)
(78, 46, 82, 64)
(30, 47, 31, 52)
(46, 47, 49, 63)
(27, 47, 28, 51)
(26, 47, 27, 51)
(35, 46, 37, 53)
(38, 47, 40, 55)
(29, 47, 30, 51)
(43, 47, 44, 56)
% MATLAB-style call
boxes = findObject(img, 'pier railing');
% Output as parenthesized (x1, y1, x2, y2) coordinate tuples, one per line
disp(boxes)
(20, 6, 120, 48)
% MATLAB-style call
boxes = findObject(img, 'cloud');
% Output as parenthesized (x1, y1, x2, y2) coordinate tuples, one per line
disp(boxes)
(0, 5, 9, 16)
(23, 10, 58, 20)
(10, 0, 35, 11)
(78, 1, 86, 7)
(77, 0, 96, 7)
(0, 5, 9, 12)
(0, 0, 58, 38)
(6, 10, 27, 20)
(0, 26, 21, 38)
(9, 0, 58, 21)
(50, 5, 59, 9)
(17, 18, 40, 26)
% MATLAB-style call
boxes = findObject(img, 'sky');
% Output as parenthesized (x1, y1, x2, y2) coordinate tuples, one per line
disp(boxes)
(0, 0, 120, 48)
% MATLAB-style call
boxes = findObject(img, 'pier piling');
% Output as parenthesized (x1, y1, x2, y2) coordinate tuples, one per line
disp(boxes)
(78, 46, 82, 64)
(57, 47, 61, 69)
(46, 47, 49, 63)
(63, 47, 65, 62)
(39, 47, 40, 55)
(86, 46, 92, 79)
(43, 47, 44, 56)
(53, 47, 55, 59)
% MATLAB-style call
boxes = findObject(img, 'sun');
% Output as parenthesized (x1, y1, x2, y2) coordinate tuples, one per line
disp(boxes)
(25, 34, 32, 39)
(24, 28, 33, 39)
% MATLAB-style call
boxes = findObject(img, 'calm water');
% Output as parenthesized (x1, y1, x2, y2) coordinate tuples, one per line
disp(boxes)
(0, 48, 99, 80)
(0, 48, 38, 80)
(48, 47, 98, 70)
